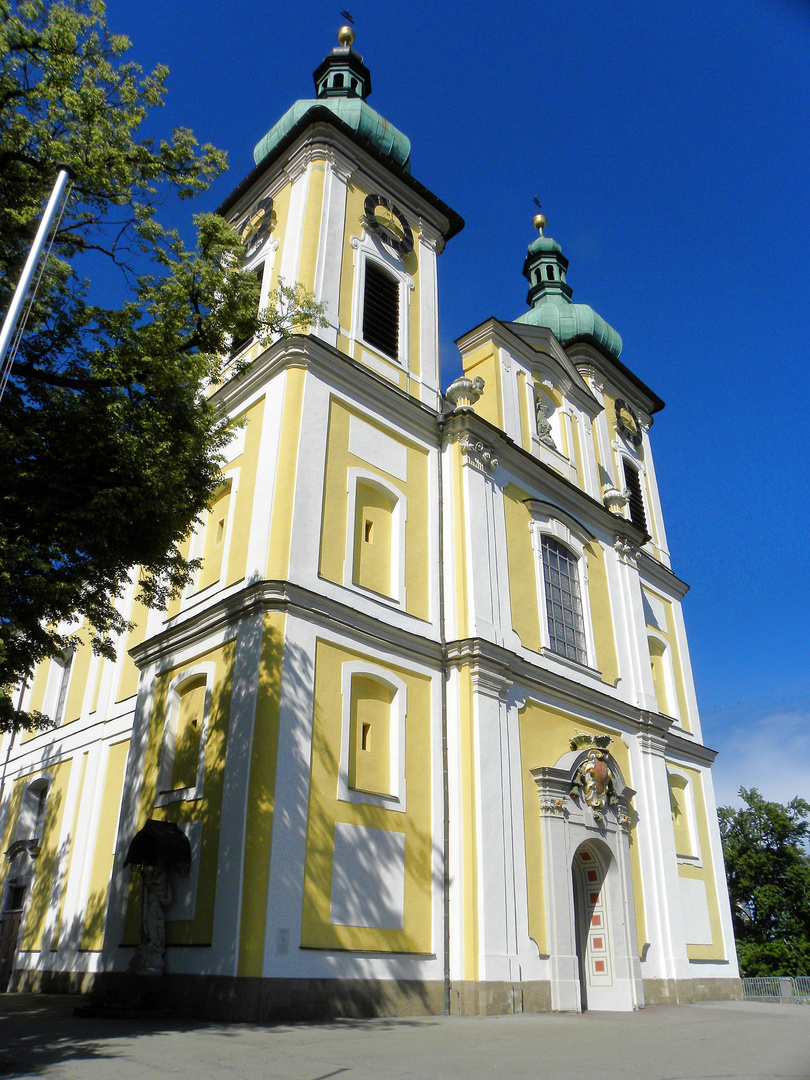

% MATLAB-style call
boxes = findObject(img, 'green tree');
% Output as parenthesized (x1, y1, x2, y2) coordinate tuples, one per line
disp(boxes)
(718, 787, 810, 977)
(0, 0, 322, 730)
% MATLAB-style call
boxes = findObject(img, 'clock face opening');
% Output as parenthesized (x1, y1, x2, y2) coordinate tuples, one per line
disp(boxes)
(364, 193, 414, 256)
(615, 399, 643, 447)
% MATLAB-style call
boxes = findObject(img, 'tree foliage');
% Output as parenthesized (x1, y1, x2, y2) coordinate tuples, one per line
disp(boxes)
(0, 1, 322, 728)
(718, 787, 810, 977)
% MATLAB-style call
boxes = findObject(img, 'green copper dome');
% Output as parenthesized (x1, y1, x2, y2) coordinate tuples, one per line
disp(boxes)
(253, 29, 411, 173)
(254, 98, 411, 171)
(514, 216, 622, 358)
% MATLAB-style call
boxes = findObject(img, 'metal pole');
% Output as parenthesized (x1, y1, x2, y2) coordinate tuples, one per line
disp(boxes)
(0, 166, 74, 393)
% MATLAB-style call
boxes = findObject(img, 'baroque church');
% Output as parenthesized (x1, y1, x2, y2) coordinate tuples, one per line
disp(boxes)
(0, 28, 740, 1017)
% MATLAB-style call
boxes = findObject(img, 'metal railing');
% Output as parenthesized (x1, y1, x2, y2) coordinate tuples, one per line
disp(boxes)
(742, 976, 810, 1002)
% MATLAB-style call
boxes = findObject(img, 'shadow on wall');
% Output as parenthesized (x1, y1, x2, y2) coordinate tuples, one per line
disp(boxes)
(91, 591, 442, 1020)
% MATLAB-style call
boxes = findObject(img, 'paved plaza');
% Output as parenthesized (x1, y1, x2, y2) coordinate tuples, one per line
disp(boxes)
(1, 994, 809, 1080)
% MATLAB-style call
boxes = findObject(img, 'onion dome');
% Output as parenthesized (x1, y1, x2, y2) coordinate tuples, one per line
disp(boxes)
(514, 213, 622, 358)
(253, 26, 412, 172)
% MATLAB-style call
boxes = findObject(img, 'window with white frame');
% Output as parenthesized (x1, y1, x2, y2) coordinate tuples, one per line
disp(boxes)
(541, 536, 587, 665)
(349, 234, 414, 368)
(362, 261, 399, 359)
(667, 768, 701, 862)
(337, 662, 407, 812)
(528, 503, 598, 669)
(15, 777, 51, 845)
(344, 469, 406, 606)
(155, 664, 215, 805)
(41, 647, 74, 727)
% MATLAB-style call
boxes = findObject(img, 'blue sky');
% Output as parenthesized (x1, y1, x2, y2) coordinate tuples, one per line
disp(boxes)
(103, 0, 810, 808)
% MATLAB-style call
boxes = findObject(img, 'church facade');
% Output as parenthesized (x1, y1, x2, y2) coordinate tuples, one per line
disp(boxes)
(0, 29, 739, 1017)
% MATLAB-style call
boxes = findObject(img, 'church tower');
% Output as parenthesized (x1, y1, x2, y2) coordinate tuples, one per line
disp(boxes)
(0, 30, 739, 1017)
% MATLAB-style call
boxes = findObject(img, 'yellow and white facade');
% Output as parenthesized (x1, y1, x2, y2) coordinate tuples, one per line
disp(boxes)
(0, 31, 739, 1016)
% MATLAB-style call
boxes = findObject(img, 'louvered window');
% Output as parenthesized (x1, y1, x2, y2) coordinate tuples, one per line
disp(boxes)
(363, 261, 399, 359)
(541, 537, 587, 665)
(624, 462, 648, 535)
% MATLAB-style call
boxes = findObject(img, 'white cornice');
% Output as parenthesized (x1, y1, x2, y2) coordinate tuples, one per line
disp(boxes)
(131, 579, 443, 672)
(444, 636, 716, 765)
(213, 334, 442, 446)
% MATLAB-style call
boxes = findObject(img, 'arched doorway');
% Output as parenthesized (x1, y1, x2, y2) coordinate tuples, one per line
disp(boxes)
(572, 840, 619, 1011)
(532, 736, 645, 1012)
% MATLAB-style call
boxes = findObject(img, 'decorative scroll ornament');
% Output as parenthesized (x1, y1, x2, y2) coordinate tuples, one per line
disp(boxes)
(614, 535, 639, 565)
(455, 432, 499, 472)
(568, 734, 619, 823)
(445, 375, 485, 412)
(534, 394, 557, 449)
(538, 795, 566, 817)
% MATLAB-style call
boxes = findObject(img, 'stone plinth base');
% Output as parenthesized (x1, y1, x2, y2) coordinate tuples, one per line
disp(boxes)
(642, 977, 742, 1006)
(9, 970, 742, 1021)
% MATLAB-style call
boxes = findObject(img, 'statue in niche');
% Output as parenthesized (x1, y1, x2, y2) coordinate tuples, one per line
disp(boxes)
(124, 819, 191, 976)
(534, 392, 557, 449)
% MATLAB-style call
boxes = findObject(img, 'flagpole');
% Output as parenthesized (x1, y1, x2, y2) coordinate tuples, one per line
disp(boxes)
(0, 165, 74, 400)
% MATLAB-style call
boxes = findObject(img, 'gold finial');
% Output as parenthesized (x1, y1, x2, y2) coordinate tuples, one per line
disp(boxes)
(338, 24, 355, 45)
(533, 212, 547, 234)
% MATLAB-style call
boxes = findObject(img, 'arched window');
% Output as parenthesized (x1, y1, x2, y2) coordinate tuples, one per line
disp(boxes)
(541, 536, 587, 665)
(345, 470, 406, 606)
(155, 665, 214, 805)
(352, 481, 396, 597)
(198, 478, 233, 591)
(349, 675, 395, 796)
(528, 505, 597, 669)
(338, 663, 407, 811)
(667, 771, 698, 860)
(15, 778, 50, 844)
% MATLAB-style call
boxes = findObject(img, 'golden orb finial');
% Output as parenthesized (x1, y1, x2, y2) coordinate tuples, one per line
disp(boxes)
(338, 24, 355, 46)
(533, 213, 547, 233)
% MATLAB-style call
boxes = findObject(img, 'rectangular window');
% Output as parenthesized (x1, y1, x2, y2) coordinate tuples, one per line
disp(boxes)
(362, 261, 399, 359)
(541, 536, 587, 665)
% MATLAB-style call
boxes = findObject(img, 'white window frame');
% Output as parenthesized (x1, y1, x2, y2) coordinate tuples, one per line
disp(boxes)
(344, 468, 407, 607)
(41, 647, 75, 727)
(185, 469, 240, 599)
(616, 448, 650, 536)
(337, 661, 407, 813)
(528, 506, 598, 671)
(14, 775, 52, 844)
(647, 632, 680, 722)
(666, 766, 703, 866)
(349, 230, 414, 370)
(155, 662, 215, 806)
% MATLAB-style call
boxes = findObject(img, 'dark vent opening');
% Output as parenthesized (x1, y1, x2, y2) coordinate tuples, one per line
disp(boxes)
(363, 262, 399, 359)
(624, 462, 648, 534)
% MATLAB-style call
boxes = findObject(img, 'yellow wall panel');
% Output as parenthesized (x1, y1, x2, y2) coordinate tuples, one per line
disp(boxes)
(297, 162, 326, 295)
(117, 582, 150, 703)
(502, 484, 541, 651)
(79, 740, 130, 950)
(266, 368, 307, 581)
(123, 641, 235, 947)
(301, 639, 433, 954)
(584, 541, 619, 685)
(20, 758, 72, 951)
(226, 397, 266, 586)
(238, 612, 285, 977)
